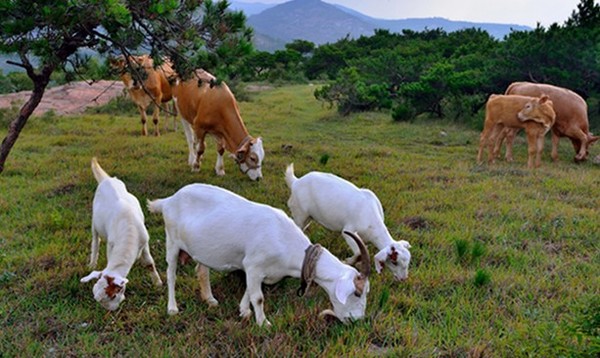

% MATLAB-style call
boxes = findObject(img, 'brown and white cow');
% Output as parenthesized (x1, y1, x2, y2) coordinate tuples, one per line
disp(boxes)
(111, 55, 176, 136)
(172, 71, 264, 181)
(502, 82, 598, 162)
(477, 94, 556, 169)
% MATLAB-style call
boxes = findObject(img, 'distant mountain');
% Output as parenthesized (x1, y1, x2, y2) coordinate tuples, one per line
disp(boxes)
(233, 0, 531, 51)
(229, 1, 274, 16)
(246, 0, 376, 46)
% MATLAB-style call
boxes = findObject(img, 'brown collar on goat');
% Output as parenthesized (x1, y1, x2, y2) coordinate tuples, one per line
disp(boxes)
(297, 244, 324, 297)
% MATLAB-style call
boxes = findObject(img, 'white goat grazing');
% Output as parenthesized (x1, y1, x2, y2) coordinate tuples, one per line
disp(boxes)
(147, 183, 371, 326)
(285, 163, 411, 281)
(81, 158, 162, 311)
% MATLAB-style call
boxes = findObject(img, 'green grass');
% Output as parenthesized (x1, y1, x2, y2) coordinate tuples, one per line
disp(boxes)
(1, 84, 598, 356)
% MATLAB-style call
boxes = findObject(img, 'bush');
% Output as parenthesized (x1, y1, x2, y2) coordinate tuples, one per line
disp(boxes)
(392, 101, 416, 121)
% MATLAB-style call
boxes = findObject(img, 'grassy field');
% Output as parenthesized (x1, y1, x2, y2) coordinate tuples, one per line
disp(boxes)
(0, 84, 598, 357)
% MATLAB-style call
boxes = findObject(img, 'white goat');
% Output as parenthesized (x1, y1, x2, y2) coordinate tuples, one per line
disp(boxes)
(147, 183, 371, 326)
(81, 158, 162, 311)
(285, 163, 411, 281)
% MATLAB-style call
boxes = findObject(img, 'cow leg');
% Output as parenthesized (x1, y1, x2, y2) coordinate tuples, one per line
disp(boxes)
(503, 128, 518, 162)
(181, 120, 198, 170)
(525, 129, 539, 169)
(477, 126, 491, 165)
(138, 105, 148, 136)
(194, 132, 207, 172)
(570, 129, 588, 162)
(170, 102, 178, 132)
(551, 129, 561, 162)
(487, 125, 503, 164)
(151, 100, 161, 137)
(535, 133, 545, 168)
(196, 264, 218, 306)
(215, 142, 226, 176)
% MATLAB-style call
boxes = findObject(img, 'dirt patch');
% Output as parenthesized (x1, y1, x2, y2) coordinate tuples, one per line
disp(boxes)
(0, 80, 125, 116)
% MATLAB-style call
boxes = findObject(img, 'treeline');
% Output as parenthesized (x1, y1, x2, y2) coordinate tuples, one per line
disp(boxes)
(1, 1, 598, 130)
(238, 0, 600, 128)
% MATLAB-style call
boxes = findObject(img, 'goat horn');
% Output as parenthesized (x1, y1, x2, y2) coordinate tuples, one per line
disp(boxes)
(343, 231, 371, 278)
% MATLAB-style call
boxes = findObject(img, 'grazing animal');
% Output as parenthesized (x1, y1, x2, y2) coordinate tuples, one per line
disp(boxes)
(172, 72, 264, 181)
(503, 81, 598, 162)
(285, 164, 411, 281)
(477, 94, 556, 168)
(81, 158, 162, 311)
(111, 54, 176, 136)
(147, 183, 371, 326)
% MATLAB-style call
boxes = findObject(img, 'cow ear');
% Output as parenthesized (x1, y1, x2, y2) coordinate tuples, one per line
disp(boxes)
(236, 150, 245, 162)
(539, 94, 549, 104)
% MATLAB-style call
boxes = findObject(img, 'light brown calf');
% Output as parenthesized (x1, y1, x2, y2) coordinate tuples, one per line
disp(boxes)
(111, 55, 176, 136)
(477, 94, 556, 168)
(502, 82, 598, 162)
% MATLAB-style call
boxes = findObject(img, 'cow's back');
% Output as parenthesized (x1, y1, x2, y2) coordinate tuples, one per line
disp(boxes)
(485, 94, 530, 127)
(505, 82, 588, 133)
(174, 80, 245, 134)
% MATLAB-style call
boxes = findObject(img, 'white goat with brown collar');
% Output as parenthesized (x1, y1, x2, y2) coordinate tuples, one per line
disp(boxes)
(81, 158, 162, 311)
(285, 163, 411, 281)
(147, 183, 371, 326)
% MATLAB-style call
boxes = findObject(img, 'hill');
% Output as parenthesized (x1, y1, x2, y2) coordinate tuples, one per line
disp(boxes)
(238, 0, 531, 51)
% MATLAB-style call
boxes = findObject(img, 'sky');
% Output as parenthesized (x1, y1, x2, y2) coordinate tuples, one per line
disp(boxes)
(240, 0, 587, 27)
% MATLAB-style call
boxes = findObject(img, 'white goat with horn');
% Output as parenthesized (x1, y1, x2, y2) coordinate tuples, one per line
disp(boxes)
(147, 183, 371, 326)
(285, 163, 411, 281)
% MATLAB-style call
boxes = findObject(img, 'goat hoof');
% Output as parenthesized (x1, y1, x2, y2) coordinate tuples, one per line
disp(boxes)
(168, 307, 179, 316)
(216, 170, 225, 176)
(260, 319, 272, 327)
(207, 298, 219, 307)
(239, 309, 252, 319)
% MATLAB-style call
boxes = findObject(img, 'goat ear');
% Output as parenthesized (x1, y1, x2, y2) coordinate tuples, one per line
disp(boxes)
(335, 275, 355, 305)
(374, 249, 388, 273)
(399, 240, 412, 249)
(81, 270, 102, 283)
(113, 276, 128, 287)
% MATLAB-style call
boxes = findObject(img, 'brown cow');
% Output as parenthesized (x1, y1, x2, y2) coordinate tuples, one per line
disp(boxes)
(172, 71, 264, 181)
(502, 82, 598, 162)
(477, 94, 556, 169)
(111, 55, 176, 136)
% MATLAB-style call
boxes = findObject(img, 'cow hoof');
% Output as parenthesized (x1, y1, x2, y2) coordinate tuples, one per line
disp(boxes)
(206, 298, 219, 307)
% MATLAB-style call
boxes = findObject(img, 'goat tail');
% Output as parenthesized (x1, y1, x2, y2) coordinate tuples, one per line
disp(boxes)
(91, 157, 110, 183)
(284, 163, 297, 189)
(147, 198, 165, 214)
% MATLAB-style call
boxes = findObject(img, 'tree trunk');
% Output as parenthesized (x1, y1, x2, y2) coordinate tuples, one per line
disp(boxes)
(0, 80, 48, 174)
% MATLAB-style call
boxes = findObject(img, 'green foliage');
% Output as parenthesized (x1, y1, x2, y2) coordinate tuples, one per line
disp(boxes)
(309, 1, 600, 126)
(473, 269, 491, 287)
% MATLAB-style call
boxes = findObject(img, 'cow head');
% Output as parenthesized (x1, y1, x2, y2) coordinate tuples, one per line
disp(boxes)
(235, 137, 264, 181)
(518, 94, 556, 129)
(81, 270, 128, 311)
